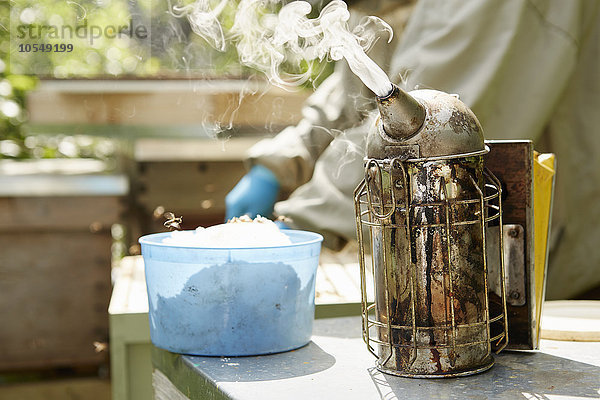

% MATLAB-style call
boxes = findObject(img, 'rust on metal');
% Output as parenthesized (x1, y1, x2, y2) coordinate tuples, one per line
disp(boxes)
(376, 84, 426, 142)
(356, 89, 509, 378)
(355, 157, 508, 377)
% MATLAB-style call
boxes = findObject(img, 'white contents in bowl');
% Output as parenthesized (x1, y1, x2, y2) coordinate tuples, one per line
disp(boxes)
(162, 215, 292, 247)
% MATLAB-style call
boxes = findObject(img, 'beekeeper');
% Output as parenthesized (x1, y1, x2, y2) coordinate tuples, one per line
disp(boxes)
(225, 0, 600, 300)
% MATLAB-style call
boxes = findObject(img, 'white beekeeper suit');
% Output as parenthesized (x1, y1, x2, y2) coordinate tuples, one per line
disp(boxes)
(245, 0, 600, 299)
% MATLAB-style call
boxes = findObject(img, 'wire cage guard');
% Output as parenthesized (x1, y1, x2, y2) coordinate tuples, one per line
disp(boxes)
(354, 155, 509, 378)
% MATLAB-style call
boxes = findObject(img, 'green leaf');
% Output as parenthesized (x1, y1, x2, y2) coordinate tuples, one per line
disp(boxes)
(6, 75, 38, 91)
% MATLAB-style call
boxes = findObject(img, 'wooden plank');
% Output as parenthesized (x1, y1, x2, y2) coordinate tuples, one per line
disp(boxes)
(485, 140, 535, 350)
(27, 80, 308, 127)
(0, 232, 112, 370)
(136, 161, 245, 221)
(109, 312, 152, 400)
(0, 158, 109, 175)
(109, 336, 129, 400)
(27, 123, 231, 139)
(151, 347, 230, 400)
(319, 263, 361, 303)
(212, 90, 308, 127)
(314, 270, 343, 304)
(317, 245, 373, 304)
(343, 263, 363, 294)
(0, 160, 128, 198)
(134, 137, 265, 162)
(315, 303, 362, 319)
(129, 259, 149, 313)
(28, 92, 213, 125)
(0, 196, 124, 231)
(485, 141, 532, 224)
(541, 300, 600, 341)
(153, 369, 190, 400)
(0, 377, 111, 400)
(0, 175, 128, 197)
(109, 256, 141, 315)
(128, 343, 154, 400)
(31, 79, 269, 94)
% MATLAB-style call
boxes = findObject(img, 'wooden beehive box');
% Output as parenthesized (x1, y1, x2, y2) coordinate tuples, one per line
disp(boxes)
(0, 159, 128, 371)
(25, 79, 309, 238)
(133, 138, 258, 233)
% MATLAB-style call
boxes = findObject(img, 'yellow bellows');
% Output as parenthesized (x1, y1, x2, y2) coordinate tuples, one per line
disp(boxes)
(533, 151, 556, 345)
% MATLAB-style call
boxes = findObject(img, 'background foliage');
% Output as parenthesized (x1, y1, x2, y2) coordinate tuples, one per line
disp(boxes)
(0, 0, 332, 159)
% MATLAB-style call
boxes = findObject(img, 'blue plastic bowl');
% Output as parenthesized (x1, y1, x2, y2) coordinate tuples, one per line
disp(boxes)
(139, 230, 323, 356)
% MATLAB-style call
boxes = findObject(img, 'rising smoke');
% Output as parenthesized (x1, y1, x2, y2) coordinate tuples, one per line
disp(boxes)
(173, 0, 394, 97)
(167, 0, 228, 51)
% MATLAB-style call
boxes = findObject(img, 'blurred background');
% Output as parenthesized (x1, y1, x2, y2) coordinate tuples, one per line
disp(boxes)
(2, 0, 599, 398)
(1, 0, 331, 398)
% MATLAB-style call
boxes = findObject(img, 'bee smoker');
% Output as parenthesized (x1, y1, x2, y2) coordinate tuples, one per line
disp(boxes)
(354, 85, 509, 377)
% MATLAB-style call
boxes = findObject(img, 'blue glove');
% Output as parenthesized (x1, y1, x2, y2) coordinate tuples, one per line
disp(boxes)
(225, 165, 280, 221)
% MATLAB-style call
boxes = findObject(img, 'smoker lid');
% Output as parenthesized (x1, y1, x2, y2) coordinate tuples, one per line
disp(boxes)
(367, 89, 487, 161)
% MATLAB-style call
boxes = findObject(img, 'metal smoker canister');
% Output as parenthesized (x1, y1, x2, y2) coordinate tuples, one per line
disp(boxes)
(354, 85, 509, 377)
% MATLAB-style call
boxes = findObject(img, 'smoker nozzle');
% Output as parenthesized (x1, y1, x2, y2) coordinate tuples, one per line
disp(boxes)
(377, 83, 426, 141)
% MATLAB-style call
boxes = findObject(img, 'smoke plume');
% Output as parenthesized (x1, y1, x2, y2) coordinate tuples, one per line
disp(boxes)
(175, 0, 394, 97)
